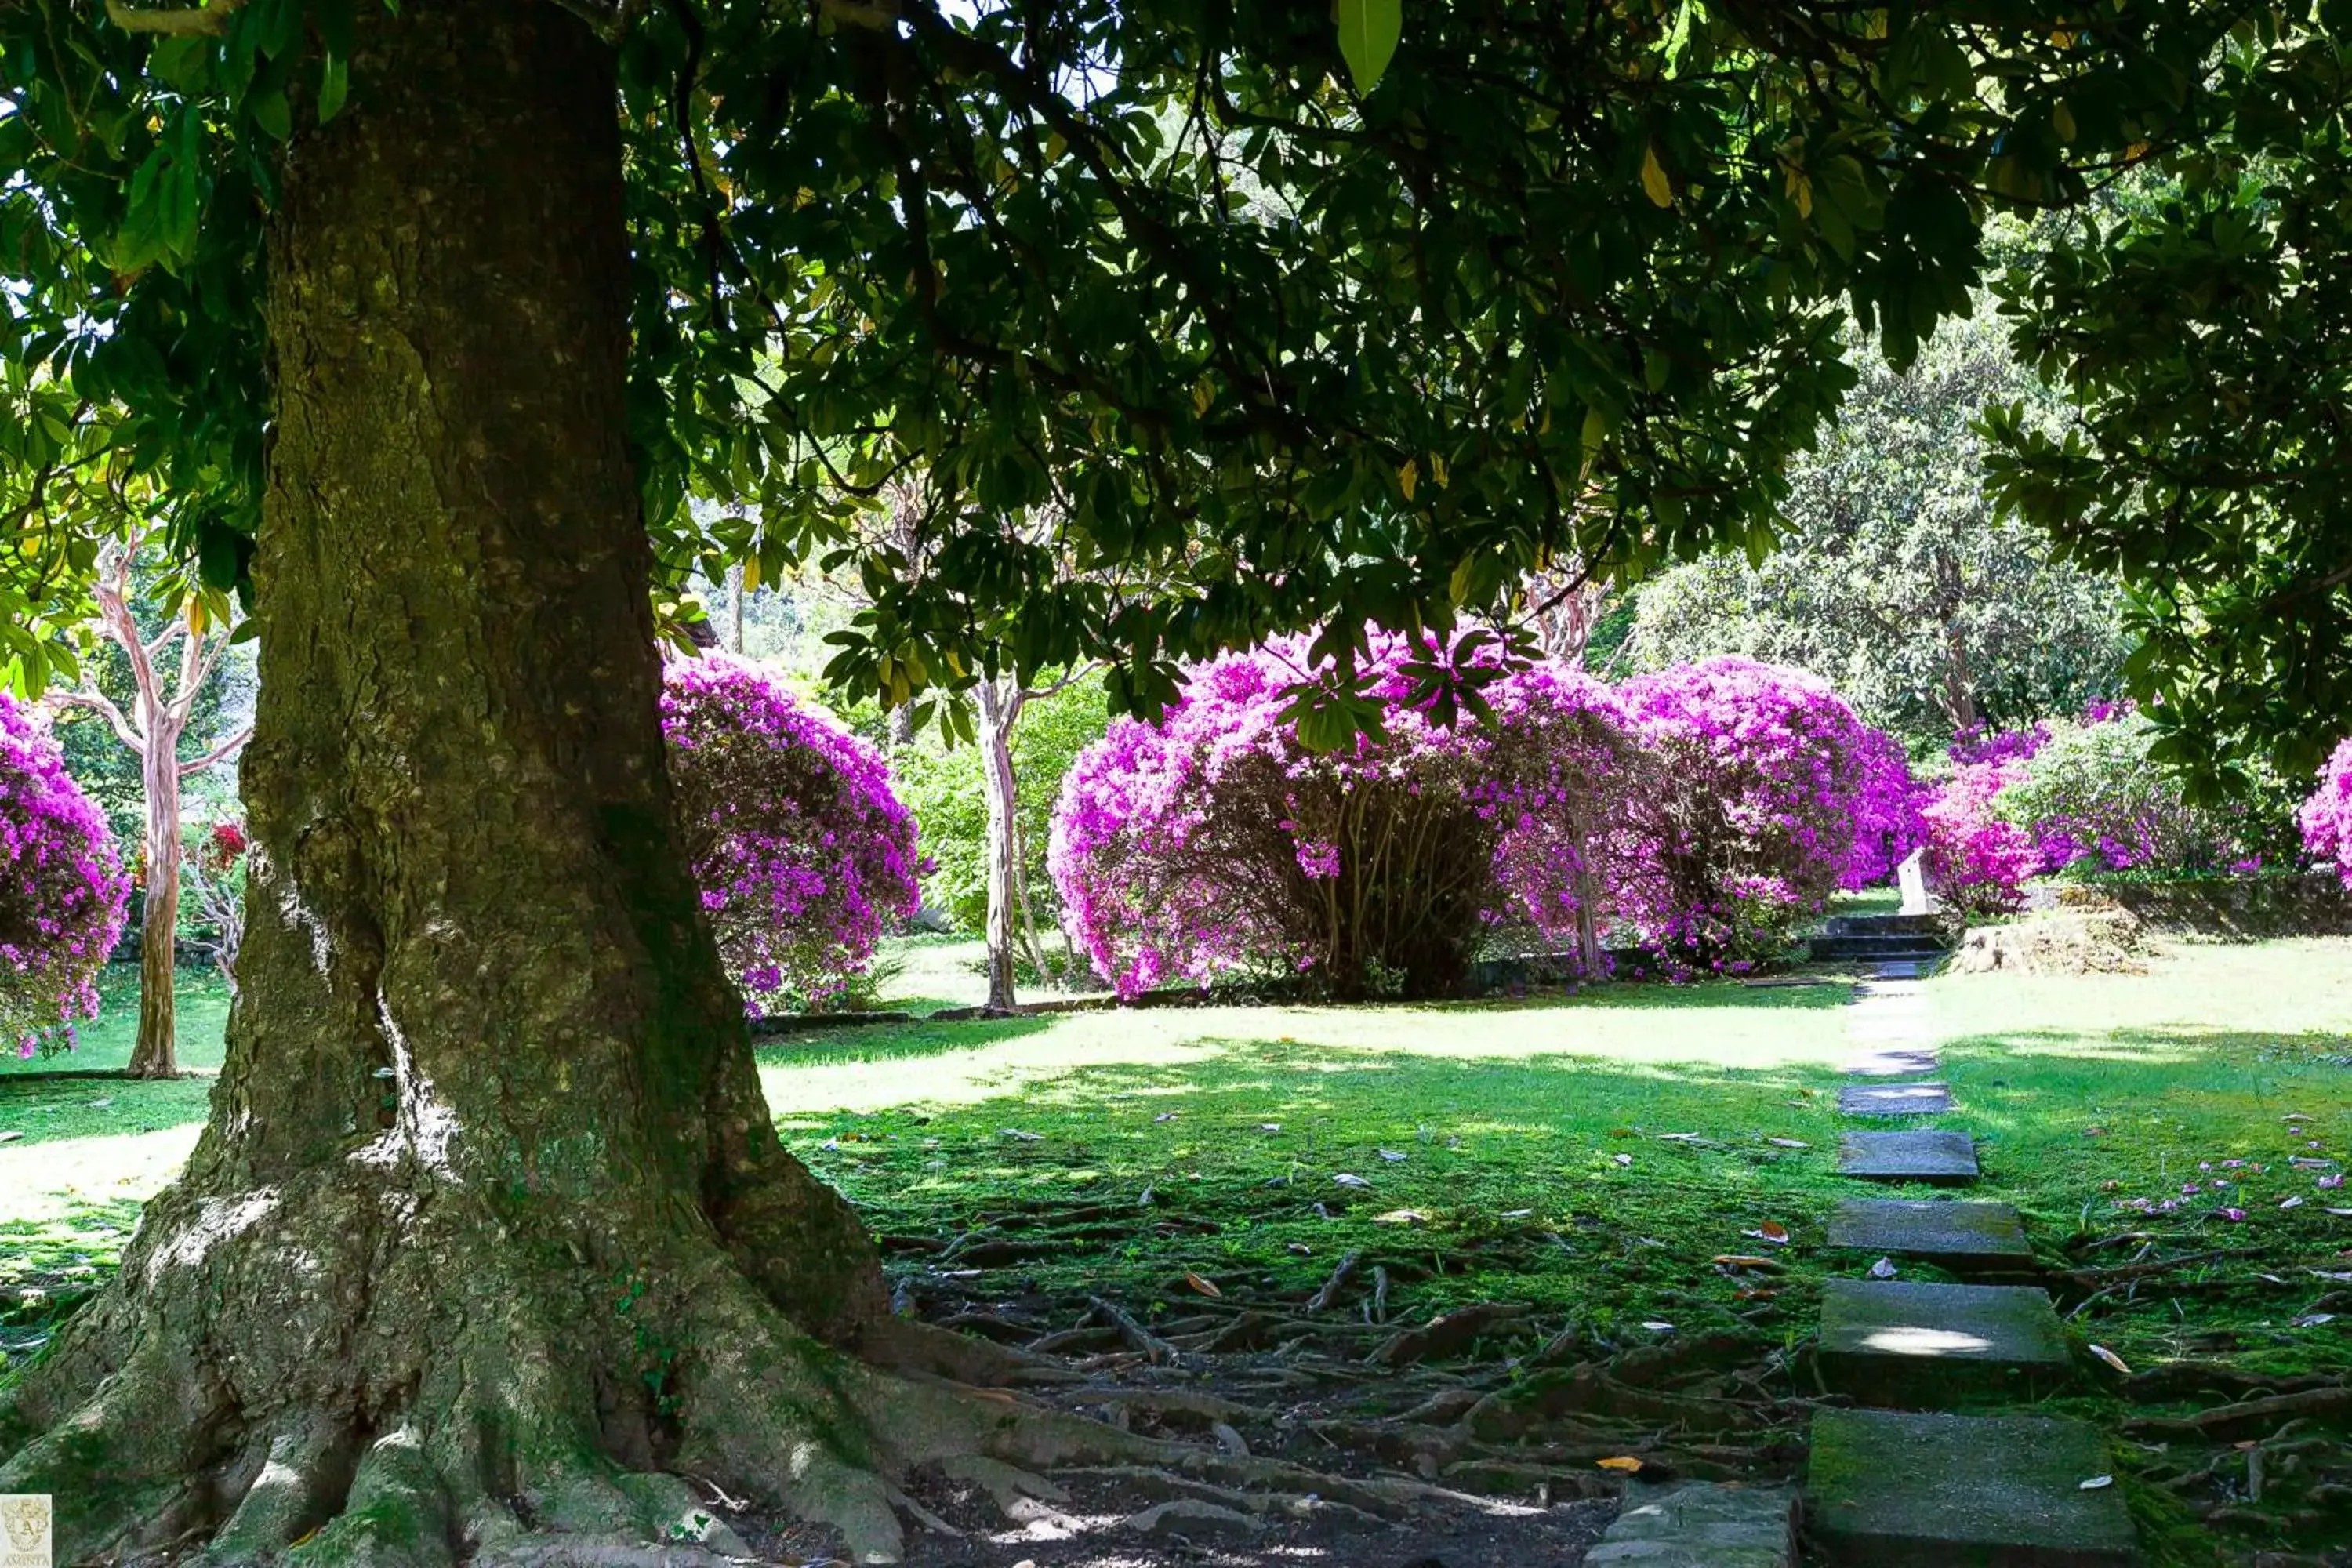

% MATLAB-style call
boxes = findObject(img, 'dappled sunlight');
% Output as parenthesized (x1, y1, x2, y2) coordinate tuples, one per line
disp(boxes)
(1860, 1325, 1995, 1356)
(760, 984, 1867, 1119)
(0, 1123, 200, 1224)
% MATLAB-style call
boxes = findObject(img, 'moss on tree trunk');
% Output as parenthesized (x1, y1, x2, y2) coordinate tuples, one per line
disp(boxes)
(0, 4, 1059, 1559)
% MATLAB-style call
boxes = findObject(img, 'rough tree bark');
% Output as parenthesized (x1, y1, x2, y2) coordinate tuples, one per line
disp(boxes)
(0, 4, 1159, 1560)
(51, 540, 248, 1079)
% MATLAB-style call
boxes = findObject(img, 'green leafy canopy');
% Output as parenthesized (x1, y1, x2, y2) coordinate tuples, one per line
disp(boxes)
(0, 0, 2307, 740)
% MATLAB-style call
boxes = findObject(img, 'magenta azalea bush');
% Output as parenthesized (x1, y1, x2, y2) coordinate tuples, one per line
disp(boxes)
(2, 690, 129, 1058)
(1920, 760, 2038, 915)
(1994, 710, 2255, 877)
(1610, 657, 1904, 971)
(2299, 738, 2352, 887)
(1050, 638, 1638, 1000)
(662, 657, 922, 1015)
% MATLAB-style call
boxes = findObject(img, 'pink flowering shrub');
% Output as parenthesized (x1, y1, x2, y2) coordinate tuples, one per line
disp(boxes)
(1921, 760, 2038, 915)
(1, 691, 130, 1058)
(1950, 721, 2050, 768)
(1842, 725, 1929, 890)
(1609, 659, 1901, 971)
(1994, 710, 2252, 876)
(662, 658, 922, 1015)
(2299, 738, 2352, 887)
(1050, 638, 1637, 1000)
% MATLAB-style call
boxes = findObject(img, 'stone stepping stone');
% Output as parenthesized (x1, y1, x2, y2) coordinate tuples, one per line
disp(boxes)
(1827, 1199, 2032, 1268)
(1867, 958, 1933, 979)
(1839, 1045, 1942, 1079)
(1838, 1080, 1953, 1116)
(1818, 1280, 2071, 1406)
(1807, 1408, 2137, 1566)
(1586, 1480, 1794, 1566)
(1838, 1129, 1978, 1185)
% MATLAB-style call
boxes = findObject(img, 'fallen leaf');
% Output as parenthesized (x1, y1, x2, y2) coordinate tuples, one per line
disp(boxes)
(2088, 1344, 2131, 1375)
(1378, 1149, 1408, 1163)
(1744, 1221, 1791, 1247)
(1657, 1132, 1707, 1142)
(1153, 1112, 1179, 1123)
(1373, 1209, 1429, 1225)
(1869, 1257, 1899, 1279)
(1608, 1127, 1636, 1138)
(2280, 1196, 2305, 1210)
(1612, 1153, 1635, 1167)
(1639, 1321, 1675, 1333)
(1259, 1123, 1283, 1133)
(1768, 1137, 1809, 1149)
(1333, 1173, 1372, 1189)
(1711, 1254, 1780, 1270)
(2308, 1270, 2352, 1283)
(2292, 1313, 2339, 1327)
(1185, 1271, 1224, 1298)
(88, 1098, 111, 1109)
(0, 1131, 23, 1144)
(1000, 1128, 1043, 1142)
(1598, 1456, 1645, 1472)
(2329, 1208, 2352, 1218)
(2078, 1475, 2113, 1491)
(1499, 1209, 1534, 1219)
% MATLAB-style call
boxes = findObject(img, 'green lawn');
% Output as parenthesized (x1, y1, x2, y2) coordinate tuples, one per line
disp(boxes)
(4, 938, 2348, 1561)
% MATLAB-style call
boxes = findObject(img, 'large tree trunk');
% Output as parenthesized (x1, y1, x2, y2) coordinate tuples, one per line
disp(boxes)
(127, 716, 183, 1077)
(0, 5, 1060, 1560)
(975, 680, 1023, 1011)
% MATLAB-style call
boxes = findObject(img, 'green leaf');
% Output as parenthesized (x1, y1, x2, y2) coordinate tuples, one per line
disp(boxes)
(318, 53, 350, 123)
(1336, 0, 1403, 95)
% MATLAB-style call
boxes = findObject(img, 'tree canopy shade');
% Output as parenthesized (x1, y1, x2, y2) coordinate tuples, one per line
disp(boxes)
(1, 0, 2278, 714)
(0, 1, 2331, 1561)
(1984, 18, 2352, 789)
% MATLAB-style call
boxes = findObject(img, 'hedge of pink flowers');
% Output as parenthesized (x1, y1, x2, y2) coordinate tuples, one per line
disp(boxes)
(1052, 645, 1912, 993)
(1610, 658, 1911, 971)
(1919, 758, 2040, 916)
(2300, 738, 2352, 887)
(1050, 638, 1640, 1000)
(1, 690, 129, 1058)
(662, 657, 923, 1015)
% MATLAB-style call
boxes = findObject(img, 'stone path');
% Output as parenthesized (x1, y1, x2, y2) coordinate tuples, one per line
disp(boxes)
(1790, 920, 2141, 1564)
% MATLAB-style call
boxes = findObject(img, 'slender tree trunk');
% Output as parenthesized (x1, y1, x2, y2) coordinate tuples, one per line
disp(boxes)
(127, 711, 183, 1077)
(0, 5, 995, 1558)
(976, 680, 1022, 1011)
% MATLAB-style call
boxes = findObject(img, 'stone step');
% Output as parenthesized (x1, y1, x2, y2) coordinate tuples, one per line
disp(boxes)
(1585, 1480, 1795, 1567)
(1824, 913, 1944, 938)
(1861, 957, 1936, 979)
(1827, 1198, 2033, 1269)
(1838, 1129, 1978, 1185)
(1817, 1279, 2072, 1406)
(1806, 1408, 2138, 1566)
(1838, 1080, 1954, 1116)
(1839, 1044, 1942, 1079)
(1810, 935, 1950, 963)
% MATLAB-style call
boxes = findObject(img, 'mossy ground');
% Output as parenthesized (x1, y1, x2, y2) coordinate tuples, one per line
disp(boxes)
(4, 942, 2348, 1563)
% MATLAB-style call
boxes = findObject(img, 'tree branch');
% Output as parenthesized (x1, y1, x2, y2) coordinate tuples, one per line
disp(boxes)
(103, 0, 246, 37)
(49, 688, 145, 753)
(179, 723, 250, 778)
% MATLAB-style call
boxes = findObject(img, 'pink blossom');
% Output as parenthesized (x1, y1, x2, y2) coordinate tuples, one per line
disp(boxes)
(1, 691, 129, 1058)
(662, 657, 921, 1015)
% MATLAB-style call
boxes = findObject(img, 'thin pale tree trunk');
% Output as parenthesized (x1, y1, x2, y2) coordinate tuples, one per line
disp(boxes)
(976, 679, 1024, 1011)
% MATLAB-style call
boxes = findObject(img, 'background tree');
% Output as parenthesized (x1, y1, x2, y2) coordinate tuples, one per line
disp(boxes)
(47, 531, 247, 1076)
(1626, 309, 2129, 752)
(0, 0, 2289, 1557)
